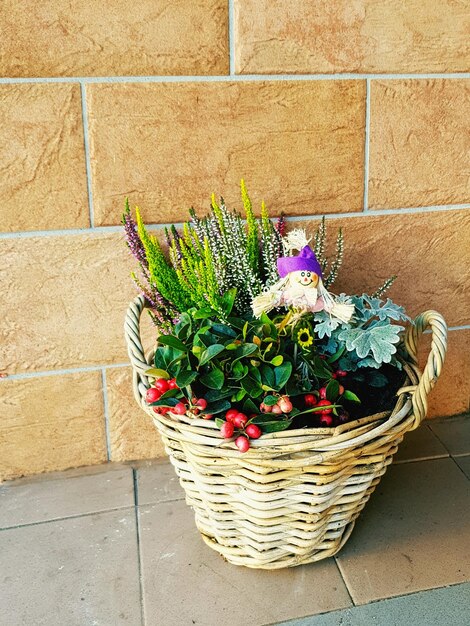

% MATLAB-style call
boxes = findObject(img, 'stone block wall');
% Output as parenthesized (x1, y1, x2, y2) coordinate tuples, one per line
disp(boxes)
(1, 1, 469, 480)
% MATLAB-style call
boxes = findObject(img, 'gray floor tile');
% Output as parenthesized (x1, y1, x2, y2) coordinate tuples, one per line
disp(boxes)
(0, 508, 142, 626)
(335, 458, 470, 604)
(136, 460, 184, 505)
(428, 414, 470, 456)
(0, 464, 135, 528)
(454, 454, 470, 480)
(393, 424, 448, 464)
(275, 582, 470, 626)
(139, 500, 352, 626)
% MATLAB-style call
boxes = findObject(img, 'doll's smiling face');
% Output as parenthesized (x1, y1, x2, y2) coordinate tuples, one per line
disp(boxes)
(289, 270, 319, 288)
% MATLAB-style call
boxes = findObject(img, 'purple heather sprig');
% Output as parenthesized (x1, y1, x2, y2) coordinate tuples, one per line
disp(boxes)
(122, 202, 149, 273)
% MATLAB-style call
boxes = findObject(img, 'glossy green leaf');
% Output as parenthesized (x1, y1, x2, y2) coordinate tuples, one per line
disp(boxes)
(157, 335, 188, 352)
(200, 368, 224, 389)
(199, 344, 225, 366)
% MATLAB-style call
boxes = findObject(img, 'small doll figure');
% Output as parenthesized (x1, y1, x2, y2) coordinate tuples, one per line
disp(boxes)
(252, 244, 354, 322)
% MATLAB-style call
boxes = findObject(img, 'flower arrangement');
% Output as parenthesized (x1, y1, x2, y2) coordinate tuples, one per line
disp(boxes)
(123, 182, 411, 453)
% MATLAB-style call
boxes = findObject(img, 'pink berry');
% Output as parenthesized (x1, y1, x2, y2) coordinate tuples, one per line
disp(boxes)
(202, 413, 213, 420)
(271, 404, 282, 415)
(319, 387, 327, 400)
(220, 422, 235, 438)
(173, 402, 187, 415)
(319, 414, 334, 427)
(154, 378, 170, 393)
(336, 370, 347, 378)
(304, 394, 317, 407)
(233, 413, 248, 428)
(278, 396, 293, 413)
(196, 398, 208, 410)
(245, 424, 262, 439)
(146, 387, 161, 403)
(235, 436, 250, 453)
(259, 402, 268, 413)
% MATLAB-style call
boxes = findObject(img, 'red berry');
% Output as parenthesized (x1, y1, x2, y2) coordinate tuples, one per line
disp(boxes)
(146, 387, 161, 403)
(225, 408, 238, 423)
(331, 372, 338, 379)
(168, 378, 179, 389)
(336, 370, 347, 377)
(196, 398, 208, 410)
(154, 378, 170, 393)
(220, 422, 235, 438)
(233, 413, 248, 428)
(173, 402, 187, 415)
(235, 436, 250, 453)
(319, 414, 334, 427)
(317, 399, 333, 415)
(319, 387, 327, 399)
(245, 424, 262, 439)
(192, 408, 200, 416)
(304, 394, 317, 407)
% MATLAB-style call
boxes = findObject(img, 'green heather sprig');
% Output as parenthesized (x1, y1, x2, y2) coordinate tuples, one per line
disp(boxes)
(135, 209, 190, 312)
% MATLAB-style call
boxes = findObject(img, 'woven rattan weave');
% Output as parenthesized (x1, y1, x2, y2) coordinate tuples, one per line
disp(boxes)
(125, 295, 447, 569)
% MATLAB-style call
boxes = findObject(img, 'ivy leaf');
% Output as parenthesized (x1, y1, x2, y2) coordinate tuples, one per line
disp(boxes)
(338, 323, 402, 365)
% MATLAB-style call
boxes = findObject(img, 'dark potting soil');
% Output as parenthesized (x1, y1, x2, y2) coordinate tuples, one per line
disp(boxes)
(291, 364, 407, 429)
(342, 364, 407, 420)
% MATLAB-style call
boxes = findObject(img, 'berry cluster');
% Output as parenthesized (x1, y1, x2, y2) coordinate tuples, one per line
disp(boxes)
(219, 409, 262, 453)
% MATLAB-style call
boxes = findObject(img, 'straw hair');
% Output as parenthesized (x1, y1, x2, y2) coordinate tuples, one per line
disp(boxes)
(125, 296, 447, 569)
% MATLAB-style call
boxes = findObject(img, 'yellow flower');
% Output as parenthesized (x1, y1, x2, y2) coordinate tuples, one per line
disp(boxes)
(297, 327, 314, 348)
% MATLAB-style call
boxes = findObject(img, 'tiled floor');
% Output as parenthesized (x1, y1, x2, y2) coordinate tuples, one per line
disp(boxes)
(1, 415, 469, 626)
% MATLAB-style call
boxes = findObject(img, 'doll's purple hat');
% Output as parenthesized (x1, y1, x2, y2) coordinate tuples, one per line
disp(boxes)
(277, 245, 323, 278)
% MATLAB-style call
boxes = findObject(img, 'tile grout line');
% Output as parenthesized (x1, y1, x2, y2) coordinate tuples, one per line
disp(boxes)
(80, 82, 95, 227)
(0, 504, 136, 533)
(1, 363, 130, 381)
(1, 203, 470, 240)
(133, 468, 146, 626)
(363, 78, 371, 211)
(101, 369, 112, 461)
(228, 0, 236, 76)
(334, 555, 357, 607)
(450, 455, 470, 480)
(1, 73, 469, 84)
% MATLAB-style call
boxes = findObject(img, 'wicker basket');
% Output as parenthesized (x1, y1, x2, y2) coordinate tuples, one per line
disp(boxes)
(125, 295, 447, 569)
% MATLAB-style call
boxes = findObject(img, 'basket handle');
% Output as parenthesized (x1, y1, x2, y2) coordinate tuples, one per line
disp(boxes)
(404, 310, 447, 429)
(124, 295, 151, 398)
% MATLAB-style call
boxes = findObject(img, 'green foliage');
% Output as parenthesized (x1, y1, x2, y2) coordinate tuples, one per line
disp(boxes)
(135, 209, 190, 312)
(315, 294, 411, 371)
